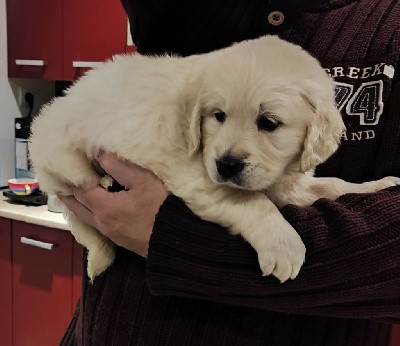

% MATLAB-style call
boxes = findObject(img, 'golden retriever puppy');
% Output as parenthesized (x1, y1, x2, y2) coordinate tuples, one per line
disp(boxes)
(29, 36, 400, 283)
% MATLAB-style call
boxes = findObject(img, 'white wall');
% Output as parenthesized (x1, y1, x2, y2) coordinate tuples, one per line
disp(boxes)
(0, 0, 19, 186)
(0, 0, 54, 186)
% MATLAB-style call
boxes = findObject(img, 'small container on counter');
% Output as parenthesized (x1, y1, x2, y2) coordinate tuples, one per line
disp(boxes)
(47, 195, 65, 213)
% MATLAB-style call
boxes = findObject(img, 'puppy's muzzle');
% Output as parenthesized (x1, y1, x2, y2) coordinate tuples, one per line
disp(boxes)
(216, 155, 245, 181)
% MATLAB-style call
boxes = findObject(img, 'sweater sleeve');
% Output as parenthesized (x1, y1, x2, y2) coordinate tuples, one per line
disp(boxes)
(147, 186, 400, 322)
(147, 78, 400, 322)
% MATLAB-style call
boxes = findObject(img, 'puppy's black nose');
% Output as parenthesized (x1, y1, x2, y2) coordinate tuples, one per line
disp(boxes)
(216, 156, 245, 180)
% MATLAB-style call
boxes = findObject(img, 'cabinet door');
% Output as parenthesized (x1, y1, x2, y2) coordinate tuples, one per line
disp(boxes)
(72, 241, 83, 308)
(12, 221, 74, 346)
(0, 218, 12, 346)
(63, 0, 127, 80)
(7, 0, 63, 79)
(391, 325, 400, 346)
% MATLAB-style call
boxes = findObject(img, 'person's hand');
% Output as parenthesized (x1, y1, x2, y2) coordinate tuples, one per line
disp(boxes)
(57, 152, 169, 257)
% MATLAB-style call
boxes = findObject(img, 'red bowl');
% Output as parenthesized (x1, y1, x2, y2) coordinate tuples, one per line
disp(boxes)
(8, 178, 39, 196)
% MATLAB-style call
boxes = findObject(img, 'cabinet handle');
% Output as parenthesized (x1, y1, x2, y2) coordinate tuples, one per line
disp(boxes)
(72, 61, 104, 68)
(15, 59, 47, 66)
(20, 236, 54, 250)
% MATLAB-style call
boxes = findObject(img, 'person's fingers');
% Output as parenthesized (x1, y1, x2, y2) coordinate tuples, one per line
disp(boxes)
(57, 194, 96, 227)
(71, 185, 118, 212)
(95, 151, 156, 188)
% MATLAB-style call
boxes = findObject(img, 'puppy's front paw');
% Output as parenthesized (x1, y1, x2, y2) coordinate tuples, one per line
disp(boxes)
(378, 176, 400, 187)
(363, 176, 400, 192)
(99, 175, 115, 190)
(257, 226, 306, 283)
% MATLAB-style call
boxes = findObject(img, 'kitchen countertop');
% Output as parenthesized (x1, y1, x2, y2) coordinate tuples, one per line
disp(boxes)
(0, 195, 69, 231)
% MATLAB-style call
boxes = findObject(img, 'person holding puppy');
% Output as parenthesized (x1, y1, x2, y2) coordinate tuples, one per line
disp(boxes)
(60, 0, 400, 345)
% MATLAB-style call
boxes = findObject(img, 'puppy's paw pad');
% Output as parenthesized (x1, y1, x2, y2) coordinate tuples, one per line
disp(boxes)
(258, 233, 306, 283)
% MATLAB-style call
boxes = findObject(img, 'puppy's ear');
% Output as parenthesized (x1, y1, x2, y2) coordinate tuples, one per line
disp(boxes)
(182, 55, 209, 156)
(187, 100, 202, 155)
(300, 81, 346, 172)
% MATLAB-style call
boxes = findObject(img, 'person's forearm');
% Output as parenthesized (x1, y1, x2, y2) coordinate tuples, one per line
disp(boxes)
(146, 188, 400, 321)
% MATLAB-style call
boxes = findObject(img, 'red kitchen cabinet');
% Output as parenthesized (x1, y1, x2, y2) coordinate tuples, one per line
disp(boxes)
(391, 325, 400, 346)
(63, 0, 127, 81)
(7, 0, 63, 79)
(7, 0, 127, 80)
(72, 241, 83, 307)
(12, 221, 74, 346)
(0, 218, 12, 346)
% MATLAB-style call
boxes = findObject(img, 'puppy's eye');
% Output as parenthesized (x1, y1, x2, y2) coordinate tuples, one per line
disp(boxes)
(214, 111, 226, 123)
(257, 116, 281, 132)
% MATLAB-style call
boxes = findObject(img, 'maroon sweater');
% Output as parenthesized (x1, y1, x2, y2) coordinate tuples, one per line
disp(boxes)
(62, 0, 400, 345)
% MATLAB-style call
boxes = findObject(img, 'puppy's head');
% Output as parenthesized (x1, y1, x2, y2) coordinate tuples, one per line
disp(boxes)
(187, 36, 345, 191)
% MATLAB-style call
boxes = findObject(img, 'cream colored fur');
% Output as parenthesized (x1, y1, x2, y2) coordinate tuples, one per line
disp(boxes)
(29, 36, 400, 283)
